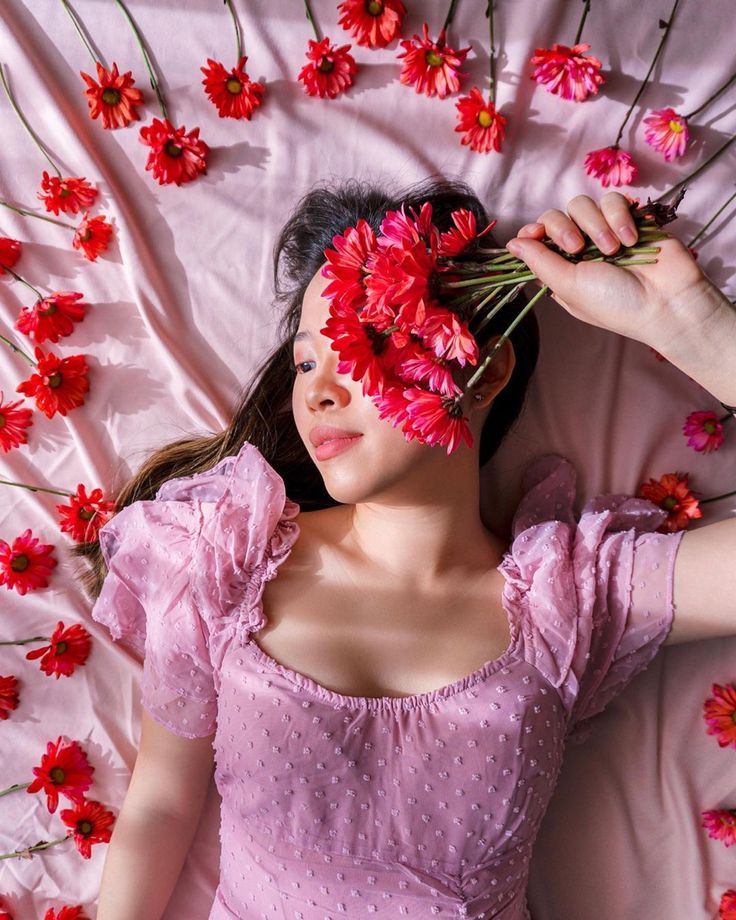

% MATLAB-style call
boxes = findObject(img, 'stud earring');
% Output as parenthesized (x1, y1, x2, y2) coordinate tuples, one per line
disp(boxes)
(473, 393, 484, 401)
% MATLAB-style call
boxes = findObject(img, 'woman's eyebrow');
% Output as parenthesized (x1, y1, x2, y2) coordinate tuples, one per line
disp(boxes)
(293, 330, 312, 343)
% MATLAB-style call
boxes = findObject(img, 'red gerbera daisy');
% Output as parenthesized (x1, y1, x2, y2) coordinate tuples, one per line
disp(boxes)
(720, 890, 736, 920)
(682, 410, 725, 453)
(397, 23, 470, 98)
(298, 37, 358, 98)
(79, 60, 144, 130)
(337, 0, 406, 48)
(402, 386, 472, 455)
(637, 470, 702, 533)
(37, 172, 98, 216)
(0, 237, 22, 274)
(438, 208, 497, 257)
(72, 213, 113, 261)
(584, 146, 638, 188)
(26, 736, 95, 814)
(0, 674, 20, 721)
(15, 291, 87, 344)
(25, 621, 91, 678)
(201, 55, 265, 119)
(56, 484, 115, 544)
(319, 302, 394, 397)
(16, 346, 89, 418)
(455, 87, 507, 154)
(529, 42, 605, 102)
(702, 809, 736, 847)
(44, 907, 88, 920)
(0, 391, 33, 453)
(0, 528, 56, 595)
(59, 798, 116, 860)
(321, 218, 379, 310)
(138, 117, 209, 186)
(703, 682, 736, 750)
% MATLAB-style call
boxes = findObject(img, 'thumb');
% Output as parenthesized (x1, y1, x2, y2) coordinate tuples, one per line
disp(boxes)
(506, 237, 577, 300)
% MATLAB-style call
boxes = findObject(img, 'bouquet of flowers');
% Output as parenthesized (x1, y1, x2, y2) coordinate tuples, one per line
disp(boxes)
(320, 194, 680, 454)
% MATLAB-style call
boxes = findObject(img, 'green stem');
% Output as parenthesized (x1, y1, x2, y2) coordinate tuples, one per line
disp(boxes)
(0, 636, 51, 646)
(486, 1, 495, 104)
(700, 488, 736, 505)
(654, 132, 736, 203)
(303, 0, 320, 41)
(224, 0, 242, 61)
(470, 281, 528, 337)
(0, 63, 61, 177)
(0, 783, 31, 797)
(613, 0, 680, 148)
(442, 0, 459, 33)
(687, 186, 736, 248)
(59, 0, 101, 67)
(0, 333, 36, 367)
(113, 0, 167, 120)
(573, 0, 591, 45)
(684, 71, 736, 121)
(0, 479, 74, 498)
(0, 835, 72, 861)
(445, 271, 537, 289)
(0, 200, 75, 230)
(0, 264, 45, 299)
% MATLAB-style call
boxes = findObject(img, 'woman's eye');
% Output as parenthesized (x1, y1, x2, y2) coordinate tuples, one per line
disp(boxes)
(293, 360, 314, 375)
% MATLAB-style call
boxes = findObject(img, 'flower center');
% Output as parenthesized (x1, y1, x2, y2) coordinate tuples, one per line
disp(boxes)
(79, 507, 96, 520)
(668, 119, 684, 133)
(165, 141, 183, 158)
(478, 110, 493, 128)
(703, 421, 716, 434)
(318, 56, 334, 73)
(56, 641, 67, 654)
(11, 554, 29, 572)
(39, 302, 57, 317)
(425, 50, 444, 68)
(47, 372, 62, 389)
(60, 188, 71, 197)
(366, 0, 383, 13)
(732, 711, 736, 724)
(78, 820, 93, 835)
(50, 767, 66, 785)
(226, 76, 243, 95)
(0, 413, 5, 430)
(80, 230, 93, 242)
(662, 496, 678, 511)
(102, 88, 121, 105)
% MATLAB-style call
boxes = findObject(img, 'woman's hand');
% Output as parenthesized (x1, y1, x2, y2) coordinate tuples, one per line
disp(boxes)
(505, 192, 725, 355)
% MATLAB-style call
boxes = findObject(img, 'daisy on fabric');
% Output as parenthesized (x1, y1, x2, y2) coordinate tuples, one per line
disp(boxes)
(337, 0, 406, 48)
(682, 410, 727, 453)
(643, 71, 736, 160)
(56, 485, 115, 544)
(529, 0, 605, 102)
(0, 199, 113, 262)
(0, 64, 100, 215)
(0, 528, 57, 595)
(584, 0, 682, 186)
(702, 809, 736, 847)
(12, 344, 90, 419)
(703, 682, 736, 750)
(23, 737, 95, 814)
(720, 890, 736, 919)
(201, 0, 265, 119)
(637, 470, 702, 533)
(298, 1, 358, 99)
(455, 2, 507, 154)
(0, 674, 20, 721)
(59, 798, 116, 859)
(0, 236, 22, 273)
(0, 392, 33, 453)
(397, 0, 470, 99)
(0, 257, 88, 343)
(21, 621, 92, 677)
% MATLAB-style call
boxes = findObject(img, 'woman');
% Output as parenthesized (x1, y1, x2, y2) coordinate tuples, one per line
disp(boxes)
(82, 177, 736, 919)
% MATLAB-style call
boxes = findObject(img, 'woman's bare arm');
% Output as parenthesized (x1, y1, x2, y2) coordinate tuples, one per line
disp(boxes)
(96, 708, 216, 920)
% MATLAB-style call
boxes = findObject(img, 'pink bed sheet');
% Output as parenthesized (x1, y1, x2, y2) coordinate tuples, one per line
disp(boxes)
(1, 1, 734, 917)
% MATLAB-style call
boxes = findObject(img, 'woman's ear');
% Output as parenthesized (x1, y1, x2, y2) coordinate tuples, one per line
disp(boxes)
(465, 336, 516, 410)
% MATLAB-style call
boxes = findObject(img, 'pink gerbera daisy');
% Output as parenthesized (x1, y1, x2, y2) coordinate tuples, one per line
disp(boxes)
(584, 145, 638, 187)
(720, 890, 736, 919)
(529, 42, 605, 101)
(643, 107, 689, 160)
(682, 410, 725, 453)
(397, 23, 470, 99)
(298, 37, 358, 98)
(702, 809, 736, 847)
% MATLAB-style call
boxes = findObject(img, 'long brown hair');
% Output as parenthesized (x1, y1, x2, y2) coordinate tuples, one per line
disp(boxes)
(72, 175, 539, 601)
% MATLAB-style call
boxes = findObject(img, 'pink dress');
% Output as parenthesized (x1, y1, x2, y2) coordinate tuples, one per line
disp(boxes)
(91, 440, 684, 920)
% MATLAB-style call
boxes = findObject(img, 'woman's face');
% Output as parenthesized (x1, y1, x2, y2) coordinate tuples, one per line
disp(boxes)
(290, 264, 514, 506)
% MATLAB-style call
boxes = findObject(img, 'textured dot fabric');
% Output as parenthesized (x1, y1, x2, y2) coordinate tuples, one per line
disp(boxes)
(91, 441, 684, 920)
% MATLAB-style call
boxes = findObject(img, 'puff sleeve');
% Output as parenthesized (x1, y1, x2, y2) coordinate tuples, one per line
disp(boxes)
(91, 497, 218, 739)
(505, 454, 685, 744)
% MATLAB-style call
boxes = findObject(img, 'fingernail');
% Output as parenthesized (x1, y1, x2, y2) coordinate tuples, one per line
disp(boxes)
(619, 226, 637, 246)
(507, 240, 523, 256)
(564, 231, 583, 251)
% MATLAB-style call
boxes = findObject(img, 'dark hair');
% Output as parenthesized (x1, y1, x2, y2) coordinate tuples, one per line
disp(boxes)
(73, 175, 539, 601)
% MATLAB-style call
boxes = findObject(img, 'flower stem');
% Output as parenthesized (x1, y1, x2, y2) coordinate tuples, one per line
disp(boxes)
(445, 271, 537, 289)
(0, 782, 31, 797)
(0, 479, 74, 498)
(0, 636, 51, 647)
(0, 264, 44, 299)
(224, 0, 242, 61)
(654, 132, 736, 203)
(59, 0, 101, 67)
(0, 835, 71, 861)
(613, 0, 680, 148)
(470, 281, 528, 336)
(0, 333, 36, 367)
(486, 1, 496, 104)
(687, 185, 736, 248)
(700, 488, 736, 504)
(303, 0, 321, 41)
(573, 0, 591, 45)
(684, 71, 736, 121)
(0, 199, 75, 230)
(442, 0, 459, 34)
(0, 63, 61, 177)
(113, 0, 167, 120)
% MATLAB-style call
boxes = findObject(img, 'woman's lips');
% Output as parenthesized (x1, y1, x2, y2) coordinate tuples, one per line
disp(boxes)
(314, 434, 363, 461)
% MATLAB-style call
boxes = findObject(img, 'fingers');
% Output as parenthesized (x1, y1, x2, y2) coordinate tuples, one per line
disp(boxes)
(504, 237, 577, 302)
